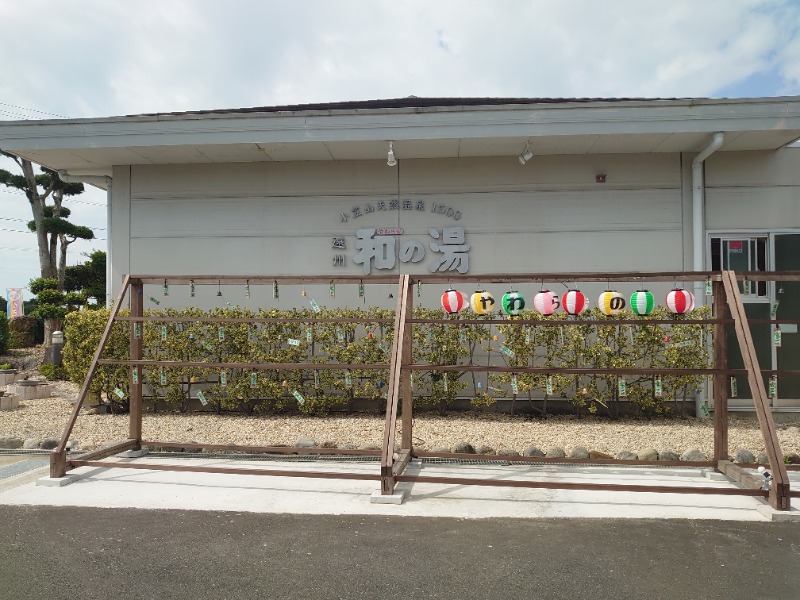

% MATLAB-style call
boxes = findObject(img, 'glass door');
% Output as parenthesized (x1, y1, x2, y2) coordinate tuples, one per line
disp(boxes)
(774, 234, 800, 402)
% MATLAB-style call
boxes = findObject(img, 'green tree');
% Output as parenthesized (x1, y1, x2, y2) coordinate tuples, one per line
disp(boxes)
(65, 250, 106, 305)
(0, 150, 93, 343)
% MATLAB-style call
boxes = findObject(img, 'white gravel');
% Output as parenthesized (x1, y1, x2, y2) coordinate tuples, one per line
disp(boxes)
(1, 393, 798, 458)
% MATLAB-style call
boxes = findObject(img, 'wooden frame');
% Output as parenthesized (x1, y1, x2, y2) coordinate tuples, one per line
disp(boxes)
(50, 271, 797, 510)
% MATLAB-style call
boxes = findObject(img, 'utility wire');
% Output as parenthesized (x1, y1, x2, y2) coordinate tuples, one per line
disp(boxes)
(0, 102, 68, 119)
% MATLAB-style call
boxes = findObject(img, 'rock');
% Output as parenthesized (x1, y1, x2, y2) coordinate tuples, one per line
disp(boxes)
(658, 449, 679, 461)
(496, 448, 520, 457)
(589, 450, 613, 460)
(294, 436, 316, 448)
(734, 448, 756, 464)
(638, 448, 658, 461)
(680, 448, 707, 462)
(546, 447, 565, 458)
(615, 451, 638, 461)
(453, 441, 475, 454)
(39, 439, 59, 450)
(23, 438, 40, 449)
(756, 452, 769, 465)
(522, 446, 545, 458)
(568, 446, 589, 459)
(0, 436, 23, 449)
(65, 440, 79, 451)
(476, 445, 495, 455)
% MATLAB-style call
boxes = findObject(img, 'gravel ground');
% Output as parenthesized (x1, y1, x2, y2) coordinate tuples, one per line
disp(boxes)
(2, 348, 799, 457)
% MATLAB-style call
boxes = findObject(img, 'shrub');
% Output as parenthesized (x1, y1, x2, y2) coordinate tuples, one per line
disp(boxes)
(39, 362, 66, 380)
(8, 316, 38, 348)
(0, 311, 8, 354)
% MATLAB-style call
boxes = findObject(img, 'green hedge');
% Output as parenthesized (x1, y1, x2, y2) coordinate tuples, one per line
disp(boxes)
(62, 305, 711, 416)
(0, 311, 8, 355)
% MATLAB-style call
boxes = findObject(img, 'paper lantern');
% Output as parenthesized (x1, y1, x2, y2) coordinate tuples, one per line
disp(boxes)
(501, 290, 526, 316)
(562, 290, 587, 315)
(598, 290, 626, 316)
(470, 290, 495, 315)
(630, 290, 654, 316)
(533, 290, 559, 315)
(666, 288, 695, 314)
(441, 289, 467, 314)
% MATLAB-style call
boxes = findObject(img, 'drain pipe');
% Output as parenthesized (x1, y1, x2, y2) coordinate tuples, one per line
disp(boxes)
(57, 171, 113, 307)
(692, 132, 724, 290)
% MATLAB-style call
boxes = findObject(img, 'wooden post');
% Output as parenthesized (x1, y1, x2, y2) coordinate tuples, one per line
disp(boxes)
(129, 281, 143, 447)
(401, 278, 414, 452)
(722, 271, 790, 510)
(713, 279, 728, 465)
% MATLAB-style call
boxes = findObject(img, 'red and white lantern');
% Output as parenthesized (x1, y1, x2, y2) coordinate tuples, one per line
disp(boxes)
(562, 290, 588, 315)
(533, 290, 559, 315)
(666, 288, 695, 314)
(441, 289, 467, 314)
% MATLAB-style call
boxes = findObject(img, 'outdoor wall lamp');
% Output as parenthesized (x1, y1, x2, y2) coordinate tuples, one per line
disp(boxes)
(518, 142, 533, 165)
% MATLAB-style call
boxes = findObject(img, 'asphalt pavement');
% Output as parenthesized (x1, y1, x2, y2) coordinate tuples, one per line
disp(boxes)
(1, 506, 799, 600)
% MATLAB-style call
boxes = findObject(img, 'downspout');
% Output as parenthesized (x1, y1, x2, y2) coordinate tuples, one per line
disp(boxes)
(57, 171, 113, 307)
(692, 132, 724, 293)
(690, 132, 723, 418)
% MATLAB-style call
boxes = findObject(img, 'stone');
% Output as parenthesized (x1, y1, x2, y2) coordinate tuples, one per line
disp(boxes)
(294, 436, 316, 448)
(546, 447, 565, 458)
(615, 451, 638, 461)
(756, 452, 769, 465)
(453, 441, 475, 454)
(680, 448, 707, 462)
(658, 449, 679, 461)
(496, 448, 520, 457)
(23, 438, 40, 449)
(39, 439, 59, 450)
(734, 448, 756, 464)
(589, 450, 613, 460)
(0, 436, 23, 449)
(637, 448, 658, 461)
(568, 446, 590, 459)
(476, 445, 495, 455)
(522, 446, 545, 458)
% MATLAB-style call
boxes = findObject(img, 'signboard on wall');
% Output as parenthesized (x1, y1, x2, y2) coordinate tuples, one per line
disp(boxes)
(6, 288, 23, 318)
(333, 200, 469, 274)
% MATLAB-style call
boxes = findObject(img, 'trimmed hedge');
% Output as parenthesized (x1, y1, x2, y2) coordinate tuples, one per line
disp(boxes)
(62, 305, 711, 416)
(0, 311, 8, 355)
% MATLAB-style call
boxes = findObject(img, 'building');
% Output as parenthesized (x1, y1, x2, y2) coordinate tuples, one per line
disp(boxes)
(2, 96, 800, 409)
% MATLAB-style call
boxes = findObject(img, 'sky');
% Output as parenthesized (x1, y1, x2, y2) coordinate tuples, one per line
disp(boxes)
(1, 0, 799, 300)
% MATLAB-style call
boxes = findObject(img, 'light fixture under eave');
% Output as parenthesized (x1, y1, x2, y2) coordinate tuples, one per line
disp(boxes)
(387, 141, 397, 167)
(518, 142, 533, 165)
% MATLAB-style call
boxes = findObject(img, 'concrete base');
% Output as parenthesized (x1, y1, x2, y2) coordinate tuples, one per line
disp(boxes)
(370, 490, 407, 505)
(0, 395, 19, 411)
(8, 384, 53, 400)
(702, 469, 729, 482)
(756, 504, 800, 522)
(120, 448, 149, 458)
(0, 373, 18, 386)
(36, 474, 82, 487)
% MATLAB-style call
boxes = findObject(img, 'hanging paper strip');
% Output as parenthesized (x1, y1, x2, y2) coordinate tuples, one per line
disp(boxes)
(163, 281, 169, 296)
(618, 378, 627, 398)
(359, 283, 365, 298)
(160, 368, 167, 386)
(306, 327, 313, 342)
(443, 373, 448, 392)
(460, 328, 467, 344)
(161, 326, 167, 341)
(654, 375, 662, 397)
(197, 390, 208, 406)
(705, 278, 713, 296)
(288, 338, 300, 346)
(337, 327, 345, 343)
(273, 281, 279, 299)
(218, 327, 225, 341)
(314, 370, 319, 389)
(774, 327, 782, 348)
(132, 369, 139, 385)
(511, 375, 519, 395)
(329, 283, 336, 298)
(309, 299, 321, 313)
(293, 390, 305, 405)
(545, 376, 553, 395)
(134, 323, 141, 339)
(769, 376, 778, 399)
(190, 281, 196, 297)
(113, 387, 125, 399)
(730, 377, 738, 398)
(149, 296, 160, 305)
(250, 372, 258, 387)
(345, 371, 352, 388)
(500, 345, 514, 357)
(245, 283, 250, 299)
(220, 370, 227, 386)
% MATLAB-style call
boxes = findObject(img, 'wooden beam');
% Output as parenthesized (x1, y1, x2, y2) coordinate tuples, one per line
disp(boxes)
(713, 280, 728, 464)
(141, 441, 381, 456)
(67, 439, 137, 467)
(51, 275, 132, 478)
(129, 281, 143, 447)
(722, 271, 790, 510)
(717, 460, 765, 490)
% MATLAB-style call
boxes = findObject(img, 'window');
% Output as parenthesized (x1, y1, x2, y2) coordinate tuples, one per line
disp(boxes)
(710, 236, 767, 297)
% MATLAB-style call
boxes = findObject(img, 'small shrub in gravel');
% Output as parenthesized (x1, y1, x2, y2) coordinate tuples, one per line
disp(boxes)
(523, 446, 545, 458)
(615, 451, 638, 460)
(756, 452, 769, 465)
(785, 452, 800, 464)
(546, 447, 565, 458)
(680, 448, 707, 462)
(453, 441, 475, 454)
(638, 448, 658, 461)
(476, 445, 495, 455)
(568, 446, 589, 459)
(294, 436, 316, 448)
(0, 436, 23, 449)
(589, 450, 613, 460)
(319, 440, 338, 449)
(38, 439, 58, 450)
(497, 448, 520, 457)
(23, 438, 39, 449)
(734, 448, 756, 464)
(658, 450, 679, 461)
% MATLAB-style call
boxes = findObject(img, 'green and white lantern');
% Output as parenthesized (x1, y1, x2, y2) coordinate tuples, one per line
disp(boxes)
(630, 289, 655, 316)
